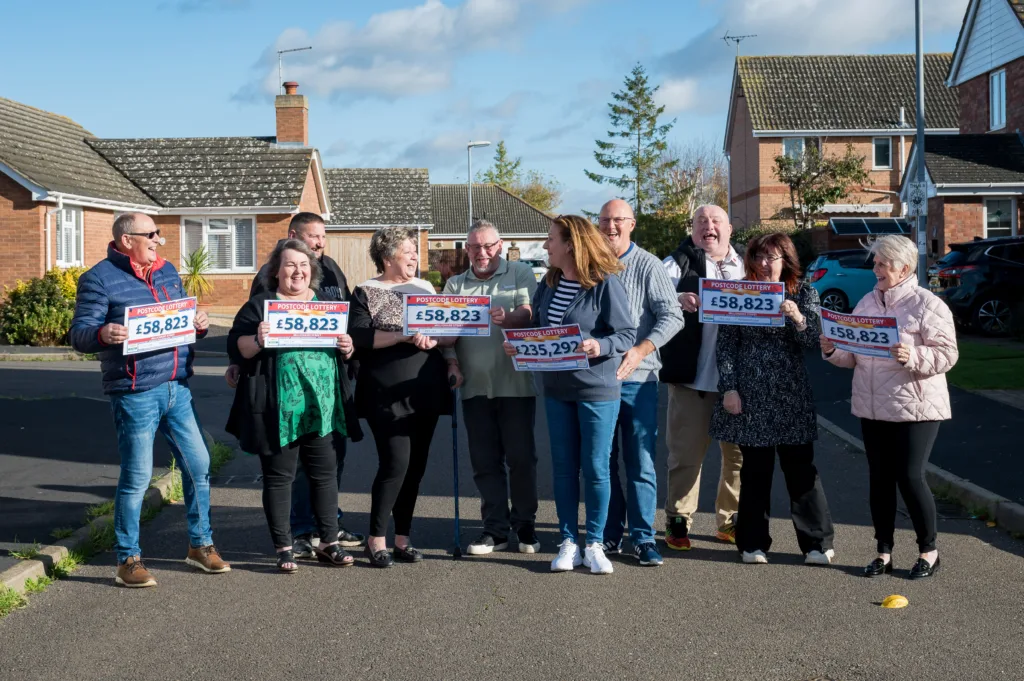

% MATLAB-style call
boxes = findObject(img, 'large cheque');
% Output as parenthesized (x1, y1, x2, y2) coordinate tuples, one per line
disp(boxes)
(264, 300, 349, 348)
(403, 295, 491, 337)
(699, 279, 785, 327)
(123, 298, 196, 356)
(503, 325, 590, 372)
(821, 309, 899, 358)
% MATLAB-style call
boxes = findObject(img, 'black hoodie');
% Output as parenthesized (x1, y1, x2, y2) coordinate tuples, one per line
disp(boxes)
(658, 237, 708, 385)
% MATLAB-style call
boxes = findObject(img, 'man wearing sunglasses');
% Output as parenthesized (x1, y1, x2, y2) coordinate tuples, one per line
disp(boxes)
(70, 212, 229, 588)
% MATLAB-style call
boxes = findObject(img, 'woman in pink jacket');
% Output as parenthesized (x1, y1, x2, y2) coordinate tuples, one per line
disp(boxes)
(821, 235, 958, 580)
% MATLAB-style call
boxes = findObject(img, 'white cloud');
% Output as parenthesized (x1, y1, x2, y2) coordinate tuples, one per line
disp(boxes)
(656, 78, 698, 115)
(391, 127, 507, 173)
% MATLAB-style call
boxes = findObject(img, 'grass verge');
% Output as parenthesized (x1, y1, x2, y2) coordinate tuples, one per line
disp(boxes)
(0, 586, 27, 616)
(85, 500, 115, 520)
(947, 340, 1024, 390)
(23, 575, 54, 594)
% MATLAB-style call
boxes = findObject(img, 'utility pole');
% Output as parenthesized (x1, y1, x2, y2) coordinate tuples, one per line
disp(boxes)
(277, 46, 312, 94)
(914, 0, 928, 285)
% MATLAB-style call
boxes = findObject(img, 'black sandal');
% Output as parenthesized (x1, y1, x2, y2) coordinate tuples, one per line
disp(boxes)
(393, 544, 423, 563)
(277, 550, 299, 573)
(314, 543, 354, 567)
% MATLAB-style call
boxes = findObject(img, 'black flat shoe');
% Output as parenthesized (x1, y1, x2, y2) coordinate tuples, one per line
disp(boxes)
(909, 556, 940, 580)
(314, 543, 354, 567)
(364, 545, 394, 568)
(863, 558, 894, 577)
(393, 545, 423, 563)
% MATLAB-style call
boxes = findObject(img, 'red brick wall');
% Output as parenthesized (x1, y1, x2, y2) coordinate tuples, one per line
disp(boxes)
(275, 95, 309, 146)
(959, 57, 1024, 133)
(938, 197, 984, 254)
(82, 208, 115, 267)
(728, 91, 761, 229)
(298, 164, 322, 214)
(0, 174, 45, 292)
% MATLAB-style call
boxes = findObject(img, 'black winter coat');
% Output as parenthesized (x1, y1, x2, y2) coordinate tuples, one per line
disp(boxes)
(659, 238, 707, 385)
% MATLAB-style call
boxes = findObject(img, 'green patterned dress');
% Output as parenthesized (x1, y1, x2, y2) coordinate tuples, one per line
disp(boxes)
(276, 346, 346, 448)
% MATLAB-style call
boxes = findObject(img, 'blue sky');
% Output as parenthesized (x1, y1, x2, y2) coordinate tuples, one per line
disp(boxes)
(1, 0, 969, 213)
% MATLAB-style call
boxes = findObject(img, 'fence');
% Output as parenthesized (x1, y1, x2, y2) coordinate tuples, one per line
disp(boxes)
(428, 249, 470, 284)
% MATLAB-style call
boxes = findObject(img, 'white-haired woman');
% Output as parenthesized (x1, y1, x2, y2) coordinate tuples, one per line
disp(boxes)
(820, 235, 958, 580)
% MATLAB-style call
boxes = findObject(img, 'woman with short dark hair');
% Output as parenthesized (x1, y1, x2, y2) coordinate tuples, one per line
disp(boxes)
(710, 232, 835, 566)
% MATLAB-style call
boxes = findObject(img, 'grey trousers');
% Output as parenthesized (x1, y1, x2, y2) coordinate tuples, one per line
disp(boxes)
(462, 396, 539, 538)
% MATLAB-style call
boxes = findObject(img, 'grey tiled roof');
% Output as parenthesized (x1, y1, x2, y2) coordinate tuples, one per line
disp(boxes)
(919, 134, 1024, 185)
(431, 184, 552, 238)
(324, 168, 431, 225)
(87, 137, 312, 208)
(0, 96, 157, 205)
(736, 54, 959, 131)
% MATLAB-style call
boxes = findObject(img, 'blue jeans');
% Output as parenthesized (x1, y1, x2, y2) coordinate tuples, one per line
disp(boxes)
(545, 397, 620, 546)
(606, 381, 659, 546)
(109, 381, 212, 563)
(290, 438, 346, 538)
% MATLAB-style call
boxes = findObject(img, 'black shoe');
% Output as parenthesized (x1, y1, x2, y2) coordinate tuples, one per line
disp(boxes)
(292, 535, 315, 560)
(337, 527, 366, 548)
(863, 558, 894, 577)
(908, 556, 940, 580)
(364, 545, 394, 568)
(517, 526, 541, 554)
(314, 543, 354, 567)
(393, 544, 423, 563)
(467, 533, 508, 556)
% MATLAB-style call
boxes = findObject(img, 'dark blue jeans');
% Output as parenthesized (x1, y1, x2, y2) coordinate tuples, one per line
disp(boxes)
(605, 380, 659, 546)
(290, 437, 346, 538)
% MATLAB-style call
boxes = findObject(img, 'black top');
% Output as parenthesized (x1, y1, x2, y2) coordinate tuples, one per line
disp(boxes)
(659, 237, 707, 385)
(251, 243, 351, 302)
(224, 289, 363, 456)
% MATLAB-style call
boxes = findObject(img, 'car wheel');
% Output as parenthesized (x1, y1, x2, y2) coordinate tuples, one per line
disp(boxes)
(819, 290, 849, 313)
(973, 298, 1012, 336)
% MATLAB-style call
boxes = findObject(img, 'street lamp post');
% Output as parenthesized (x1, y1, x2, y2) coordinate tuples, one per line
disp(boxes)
(467, 141, 491, 233)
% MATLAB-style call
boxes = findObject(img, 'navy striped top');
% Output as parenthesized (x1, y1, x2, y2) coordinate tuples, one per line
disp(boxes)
(547, 277, 581, 325)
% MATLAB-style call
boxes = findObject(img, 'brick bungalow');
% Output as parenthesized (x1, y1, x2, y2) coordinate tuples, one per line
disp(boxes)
(900, 0, 1024, 254)
(724, 54, 960, 251)
(0, 82, 331, 311)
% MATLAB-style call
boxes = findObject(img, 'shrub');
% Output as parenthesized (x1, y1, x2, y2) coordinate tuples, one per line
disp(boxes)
(0, 268, 85, 346)
(634, 213, 692, 260)
(424, 270, 443, 290)
(731, 223, 818, 270)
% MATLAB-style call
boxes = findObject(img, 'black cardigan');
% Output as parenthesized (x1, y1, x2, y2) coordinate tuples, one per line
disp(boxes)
(225, 290, 363, 456)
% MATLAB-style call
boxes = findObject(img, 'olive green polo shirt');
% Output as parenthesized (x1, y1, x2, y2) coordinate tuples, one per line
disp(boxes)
(443, 258, 538, 399)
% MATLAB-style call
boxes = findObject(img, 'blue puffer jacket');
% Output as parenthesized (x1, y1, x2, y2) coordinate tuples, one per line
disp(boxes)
(69, 244, 206, 394)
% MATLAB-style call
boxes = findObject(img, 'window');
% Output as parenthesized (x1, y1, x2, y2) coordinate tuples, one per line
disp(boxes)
(180, 216, 256, 272)
(782, 137, 821, 163)
(872, 137, 892, 169)
(837, 252, 873, 269)
(55, 206, 83, 267)
(984, 199, 1015, 238)
(990, 70, 1006, 131)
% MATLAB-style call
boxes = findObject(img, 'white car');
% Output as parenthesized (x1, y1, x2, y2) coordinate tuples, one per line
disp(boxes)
(521, 259, 548, 282)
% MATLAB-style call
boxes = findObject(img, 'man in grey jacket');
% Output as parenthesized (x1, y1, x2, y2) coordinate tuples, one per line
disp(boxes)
(597, 199, 684, 567)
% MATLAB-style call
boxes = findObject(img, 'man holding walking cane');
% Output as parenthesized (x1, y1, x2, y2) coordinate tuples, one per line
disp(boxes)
(442, 219, 541, 555)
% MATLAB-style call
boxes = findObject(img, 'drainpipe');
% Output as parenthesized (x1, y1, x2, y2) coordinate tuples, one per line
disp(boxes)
(44, 194, 63, 272)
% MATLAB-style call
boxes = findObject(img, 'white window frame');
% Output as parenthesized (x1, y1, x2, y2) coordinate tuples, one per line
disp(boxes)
(179, 215, 257, 273)
(872, 137, 892, 170)
(55, 206, 84, 268)
(983, 197, 1017, 238)
(990, 69, 1007, 131)
(782, 137, 805, 160)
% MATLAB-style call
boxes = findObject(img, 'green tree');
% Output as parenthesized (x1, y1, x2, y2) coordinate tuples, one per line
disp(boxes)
(585, 63, 677, 215)
(774, 143, 872, 231)
(478, 141, 562, 213)
(478, 141, 521, 187)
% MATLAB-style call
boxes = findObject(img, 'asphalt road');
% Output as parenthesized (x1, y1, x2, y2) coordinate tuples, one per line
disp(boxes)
(1, 377, 1022, 680)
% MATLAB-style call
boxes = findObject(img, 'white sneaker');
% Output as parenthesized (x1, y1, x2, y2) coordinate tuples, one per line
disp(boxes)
(741, 550, 768, 564)
(583, 543, 614, 575)
(550, 539, 582, 572)
(805, 549, 835, 565)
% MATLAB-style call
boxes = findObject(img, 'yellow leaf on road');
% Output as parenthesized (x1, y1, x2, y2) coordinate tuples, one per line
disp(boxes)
(881, 594, 909, 609)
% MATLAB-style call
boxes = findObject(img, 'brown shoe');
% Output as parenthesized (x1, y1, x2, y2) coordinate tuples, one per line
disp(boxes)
(115, 556, 157, 588)
(185, 545, 231, 573)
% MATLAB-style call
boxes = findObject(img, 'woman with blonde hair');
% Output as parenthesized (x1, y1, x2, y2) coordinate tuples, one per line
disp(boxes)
(505, 215, 636, 574)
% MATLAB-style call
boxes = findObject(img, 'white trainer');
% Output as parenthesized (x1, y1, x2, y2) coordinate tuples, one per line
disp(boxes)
(583, 543, 614, 575)
(805, 549, 835, 565)
(550, 539, 582, 572)
(741, 550, 768, 564)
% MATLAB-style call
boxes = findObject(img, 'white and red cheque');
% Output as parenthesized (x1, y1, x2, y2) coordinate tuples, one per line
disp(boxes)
(503, 325, 590, 372)
(699, 279, 785, 327)
(123, 298, 197, 356)
(403, 294, 491, 337)
(821, 309, 899, 358)
(263, 300, 350, 348)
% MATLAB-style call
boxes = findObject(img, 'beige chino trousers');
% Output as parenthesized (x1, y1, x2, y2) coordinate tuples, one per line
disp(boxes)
(665, 384, 743, 531)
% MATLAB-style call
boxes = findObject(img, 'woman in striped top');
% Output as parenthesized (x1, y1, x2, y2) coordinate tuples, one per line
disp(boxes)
(505, 215, 636, 574)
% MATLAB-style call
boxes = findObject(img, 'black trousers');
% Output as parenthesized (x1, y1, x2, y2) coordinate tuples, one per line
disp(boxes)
(463, 396, 538, 538)
(861, 419, 941, 553)
(258, 432, 339, 549)
(368, 410, 439, 537)
(736, 443, 835, 554)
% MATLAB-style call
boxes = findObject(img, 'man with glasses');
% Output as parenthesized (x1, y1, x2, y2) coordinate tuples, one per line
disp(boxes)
(659, 204, 745, 551)
(441, 219, 541, 555)
(596, 199, 683, 567)
(70, 212, 230, 587)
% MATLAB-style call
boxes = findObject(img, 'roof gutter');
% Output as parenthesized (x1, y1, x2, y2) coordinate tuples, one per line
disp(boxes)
(40, 192, 160, 215)
(326, 224, 434, 230)
(753, 128, 959, 137)
(169, 206, 298, 215)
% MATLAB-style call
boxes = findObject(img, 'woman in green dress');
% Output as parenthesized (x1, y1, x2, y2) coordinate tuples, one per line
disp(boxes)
(227, 239, 362, 572)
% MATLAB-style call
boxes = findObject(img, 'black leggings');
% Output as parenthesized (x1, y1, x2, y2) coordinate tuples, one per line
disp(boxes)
(861, 419, 941, 553)
(258, 433, 339, 549)
(368, 411, 439, 537)
(736, 443, 835, 555)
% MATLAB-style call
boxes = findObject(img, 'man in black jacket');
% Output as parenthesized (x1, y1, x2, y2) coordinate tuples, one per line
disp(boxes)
(658, 205, 746, 551)
(225, 211, 364, 554)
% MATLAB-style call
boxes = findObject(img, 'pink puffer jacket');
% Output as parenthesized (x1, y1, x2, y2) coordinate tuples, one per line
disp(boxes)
(825, 276, 958, 422)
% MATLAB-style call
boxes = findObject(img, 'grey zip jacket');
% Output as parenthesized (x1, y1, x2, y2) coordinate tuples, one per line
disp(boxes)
(532, 273, 637, 402)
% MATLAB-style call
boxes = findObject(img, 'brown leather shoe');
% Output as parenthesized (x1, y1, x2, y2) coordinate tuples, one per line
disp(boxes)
(185, 545, 231, 573)
(115, 556, 157, 588)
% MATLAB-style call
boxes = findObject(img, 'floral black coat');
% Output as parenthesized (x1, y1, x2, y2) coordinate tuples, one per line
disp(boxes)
(709, 282, 822, 448)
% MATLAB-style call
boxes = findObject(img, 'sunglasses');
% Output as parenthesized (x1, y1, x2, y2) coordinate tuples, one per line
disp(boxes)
(125, 229, 161, 240)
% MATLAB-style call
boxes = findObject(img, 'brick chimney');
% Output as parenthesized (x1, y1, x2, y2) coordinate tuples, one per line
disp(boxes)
(275, 81, 308, 145)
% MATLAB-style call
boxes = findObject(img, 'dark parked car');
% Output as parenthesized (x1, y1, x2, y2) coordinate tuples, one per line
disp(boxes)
(936, 237, 1024, 335)
(806, 249, 876, 313)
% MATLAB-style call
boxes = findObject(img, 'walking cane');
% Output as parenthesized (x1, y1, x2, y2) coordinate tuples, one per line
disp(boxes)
(449, 375, 463, 559)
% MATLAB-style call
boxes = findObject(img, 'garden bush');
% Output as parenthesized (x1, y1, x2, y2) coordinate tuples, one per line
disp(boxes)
(0, 267, 85, 346)
(424, 270, 443, 290)
(730, 223, 817, 270)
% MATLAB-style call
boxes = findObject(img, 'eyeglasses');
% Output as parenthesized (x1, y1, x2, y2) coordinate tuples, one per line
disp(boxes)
(754, 254, 783, 263)
(598, 217, 634, 226)
(125, 230, 161, 240)
(467, 240, 501, 252)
